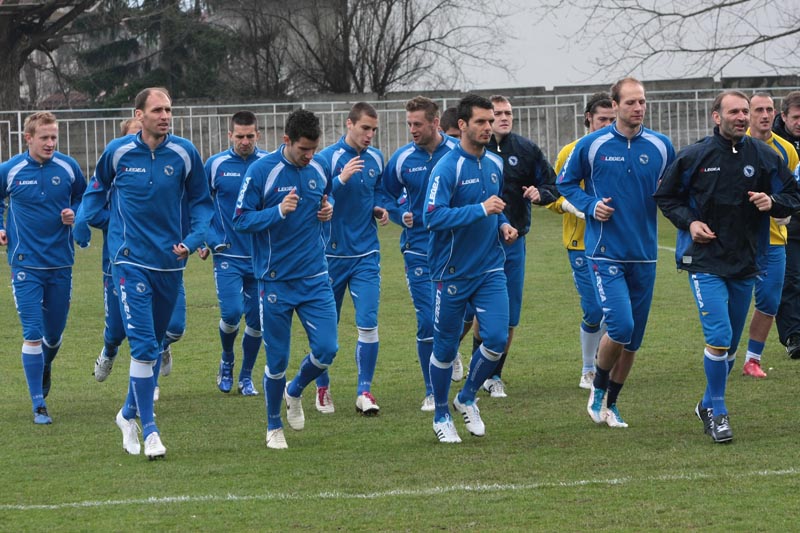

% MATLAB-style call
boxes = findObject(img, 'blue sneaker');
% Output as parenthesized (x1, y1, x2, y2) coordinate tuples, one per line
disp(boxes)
(587, 385, 606, 424)
(34, 406, 52, 425)
(238, 377, 259, 396)
(217, 360, 234, 393)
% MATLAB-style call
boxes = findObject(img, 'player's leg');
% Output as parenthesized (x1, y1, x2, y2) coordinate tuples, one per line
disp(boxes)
(489, 236, 525, 382)
(40, 267, 72, 399)
(744, 244, 784, 377)
(777, 236, 800, 356)
(430, 281, 467, 421)
(260, 280, 294, 433)
(350, 254, 381, 414)
(95, 275, 126, 381)
(214, 258, 245, 392)
(314, 257, 348, 392)
(405, 253, 434, 407)
(238, 270, 262, 395)
(158, 280, 185, 381)
(11, 268, 49, 422)
(570, 250, 603, 388)
(587, 261, 634, 423)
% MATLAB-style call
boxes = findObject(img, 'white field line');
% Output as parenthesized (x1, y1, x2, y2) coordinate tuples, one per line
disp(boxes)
(2, 468, 799, 512)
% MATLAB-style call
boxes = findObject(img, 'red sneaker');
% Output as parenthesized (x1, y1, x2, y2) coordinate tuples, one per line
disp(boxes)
(742, 358, 767, 378)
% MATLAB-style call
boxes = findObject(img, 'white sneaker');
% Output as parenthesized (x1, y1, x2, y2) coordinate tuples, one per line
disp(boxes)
(266, 428, 288, 449)
(420, 394, 435, 412)
(453, 396, 486, 436)
(451, 352, 464, 381)
(579, 371, 595, 390)
(153, 386, 160, 402)
(160, 346, 172, 377)
(94, 349, 115, 382)
(115, 410, 141, 455)
(355, 391, 380, 416)
(315, 386, 335, 414)
(587, 384, 607, 424)
(284, 384, 305, 431)
(482, 377, 507, 398)
(605, 404, 629, 428)
(433, 414, 461, 443)
(144, 432, 166, 460)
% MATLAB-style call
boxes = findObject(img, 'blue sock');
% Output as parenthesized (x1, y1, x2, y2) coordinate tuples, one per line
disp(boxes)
(103, 332, 119, 358)
(21, 345, 45, 409)
(264, 373, 285, 430)
(219, 321, 238, 360)
(315, 369, 330, 388)
(152, 352, 162, 387)
(239, 330, 261, 381)
(703, 349, 729, 416)
(727, 352, 736, 375)
(122, 380, 138, 420)
(458, 345, 500, 403)
(130, 360, 157, 438)
(356, 340, 379, 395)
(417, 340, 433, 395)
(429, 355, 452, 420)
(747, 339, 765, 357)
(289, 354, 325, 397)
(42, 338, 61, 366)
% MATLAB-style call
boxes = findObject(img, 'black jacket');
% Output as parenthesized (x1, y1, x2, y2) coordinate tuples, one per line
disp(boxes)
(773, 114, 800, 239)
(655, 128, 800, 278)
(487, 132, 558, 236)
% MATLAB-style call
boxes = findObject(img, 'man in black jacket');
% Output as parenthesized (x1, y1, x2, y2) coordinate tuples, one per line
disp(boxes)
(467, 94, 558, 398)
(656, 90, 800, 444)
(773, 91, 800, 357)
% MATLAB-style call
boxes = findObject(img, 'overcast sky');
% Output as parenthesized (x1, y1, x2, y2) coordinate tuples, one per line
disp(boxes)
(460, 4, 782, 91)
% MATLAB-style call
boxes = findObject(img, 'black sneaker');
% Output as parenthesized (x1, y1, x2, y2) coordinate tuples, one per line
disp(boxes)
(695, 402, 713, 436)
(42, 364, 52, 398)
(711, 414, 733, 443)
(787, 334, 800, 360)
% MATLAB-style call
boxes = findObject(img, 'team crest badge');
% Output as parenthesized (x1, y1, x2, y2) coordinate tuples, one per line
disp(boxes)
(267, 293, 277, 304)
(608, 265, 619, 275)
(575, 257, 584, 267)
(490, 173, 498, 183)
(220, 261, 229, 270)
(164, 165, 174, 176)
(508, 156, 518, 167)
(639, 154, 649, 165)
(136, 282, 146, 293)
(743, 165, 755, 177)
(369, 168, 377, 177)
(308, 179, 317, 190)
(16, 271, 26, 281)
(414, 267, 423, 277)
(51, 176, 61, 186)
(447, 284, 457, 296)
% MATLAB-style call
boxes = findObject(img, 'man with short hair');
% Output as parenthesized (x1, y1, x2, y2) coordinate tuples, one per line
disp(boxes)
(773, 91, 800, 358)
(313, 102, 387, 415)
(424, 94, 518, 443)
(549, 92, 616, 389)
(205, 111, 269, 396)
(382, 96, 458, 411)
(473, 95, 558, 398)
(741, 92, 800, 378)
(656, 90, 800, 443)
(0, 111, 86, 424)
(559, 78, 675, 429)
(440, 107, 461, 139)
(76, 87, 214, 459)
(233, 109, 337, 449)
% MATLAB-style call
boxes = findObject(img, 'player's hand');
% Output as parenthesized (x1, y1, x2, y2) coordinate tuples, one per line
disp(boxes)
(317, 194, 333, 222)
(339, 157, 365, 183)
(373, 206, 389, 226)
(0, 229, 8, 246)
(61, 208, 75, 225)
(592, 197, 614, 221)
(482, 195, 506, 215)
(689, 220, 716, 243)
(280, 187, 299, 216)
(748, 191, 772, 212)
(402, 212, 413, 228)
(173, 243, 190, 260)
(522, 186, 541, 204)
(197, 247, 210, 260)
(501, 223, 518, 244)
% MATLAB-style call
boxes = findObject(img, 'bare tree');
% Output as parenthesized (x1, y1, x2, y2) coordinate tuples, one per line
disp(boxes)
(538, 0, 800, 80)
(0, 0, 97, 109)
(263, 0, 510, 97)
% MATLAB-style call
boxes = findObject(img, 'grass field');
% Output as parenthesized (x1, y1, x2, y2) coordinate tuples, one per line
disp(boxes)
(2, 208, 800, 531)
